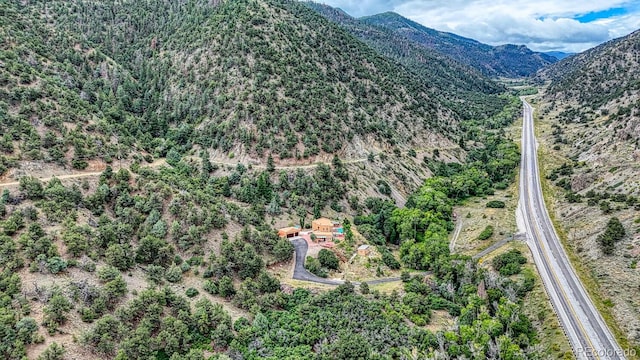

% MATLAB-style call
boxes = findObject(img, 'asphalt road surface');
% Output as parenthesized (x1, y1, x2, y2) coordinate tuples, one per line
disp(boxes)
(290, 238, 345, 285)
(518, 99, 625, 360)
(471, 235, 523, 260)
(289, 237, 422, 286)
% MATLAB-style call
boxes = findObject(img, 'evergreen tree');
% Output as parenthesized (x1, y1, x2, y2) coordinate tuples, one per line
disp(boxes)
(267, 154, 275, 172)
(598, 217, 626, 255)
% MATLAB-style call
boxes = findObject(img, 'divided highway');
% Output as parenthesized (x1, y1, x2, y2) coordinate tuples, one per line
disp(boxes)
(518, 100, 625, 360)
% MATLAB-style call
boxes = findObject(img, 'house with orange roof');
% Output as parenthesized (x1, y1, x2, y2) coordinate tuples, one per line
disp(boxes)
(277, 226, 300, 238)
(312, 217, 333, 233)
(310, 217, 344, 242)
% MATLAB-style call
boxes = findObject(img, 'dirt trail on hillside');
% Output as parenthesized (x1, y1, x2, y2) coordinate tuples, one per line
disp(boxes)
(450, 219, 463, 252)
(0, 155, 375, 189)
(207, 156, 371, 170)
(0, 159, 167, 189)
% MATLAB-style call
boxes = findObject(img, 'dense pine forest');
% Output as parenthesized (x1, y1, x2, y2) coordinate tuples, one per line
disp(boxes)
(1, 0, 463, 170)
(0, 0, 543, 359)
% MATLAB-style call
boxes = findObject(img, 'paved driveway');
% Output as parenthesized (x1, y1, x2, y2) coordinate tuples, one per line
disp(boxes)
(289, 237, 426, 285)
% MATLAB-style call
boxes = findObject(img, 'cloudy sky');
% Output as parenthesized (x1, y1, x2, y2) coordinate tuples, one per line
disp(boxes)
(316, 0, 640, 53)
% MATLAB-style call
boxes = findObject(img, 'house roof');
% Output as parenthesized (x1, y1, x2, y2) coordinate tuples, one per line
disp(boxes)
(278, 227, 300, 235)
(313, 217, 333, 226)
(358, 244, 370, 250)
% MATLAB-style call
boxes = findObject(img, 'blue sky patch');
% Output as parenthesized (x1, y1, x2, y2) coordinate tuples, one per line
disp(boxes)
(321, 0, 640, 52)
(574, 7, 627, 23)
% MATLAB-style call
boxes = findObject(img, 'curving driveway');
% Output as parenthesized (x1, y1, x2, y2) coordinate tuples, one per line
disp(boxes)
(291, 237, 345, 285)
(289, 237, 425, 286)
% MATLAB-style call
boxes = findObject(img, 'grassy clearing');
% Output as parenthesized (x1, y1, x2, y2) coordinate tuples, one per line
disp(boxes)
(453, 185, 518, 257)
(452, 119, 521, 257)
(368, 280, 405, 294)
(534, 111, 640, 359)
(342, 248, 403, 282)
(425, 310, 455, 333)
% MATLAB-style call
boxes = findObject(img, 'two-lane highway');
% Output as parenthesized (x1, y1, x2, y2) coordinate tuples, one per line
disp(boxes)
(518, 99, 625, 360)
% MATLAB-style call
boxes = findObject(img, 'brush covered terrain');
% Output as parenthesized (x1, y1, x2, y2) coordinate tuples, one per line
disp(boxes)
(0, 0, 595, 359)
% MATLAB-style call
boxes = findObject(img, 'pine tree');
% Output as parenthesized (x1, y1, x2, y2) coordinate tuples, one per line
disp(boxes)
(267, 154, 275, 172)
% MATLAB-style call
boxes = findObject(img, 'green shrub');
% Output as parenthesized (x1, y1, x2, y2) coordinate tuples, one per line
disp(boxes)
(478, 225, 494, 240)
(97, 266, 120, 282)
(43, 293, 72, 334)
(305, 256, 327, 278)
(318, 249, 339, 270)
(492, 249, 527, 276)
(19, 176, 44, 200)
(381, 250, 401, 270)
(203, 280, 218, 295)
(376, 180, 391, 196)
(598, 217, 625, 255)
(218, 276, 236, 298)
(146, 265, 166, 284)
(165, 264, 182, 283)
(15, 317, 38, 343)
(80, 307, 97, 323)
(272, 238, 294, 262)
(360, 282, 370, 294)
(105, 244, 134, 271)
(81, 260, 96, 272)
(187, 256, 203, 267)
(37, 342, 65, 360)
(486, 200, 505, 208)
(46, 257, 68, 274)
(185, 288, 199, 297)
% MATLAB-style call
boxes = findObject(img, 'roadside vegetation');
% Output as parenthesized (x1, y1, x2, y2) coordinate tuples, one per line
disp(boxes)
(0, 0, 565, 358)
(534, 107, 639, 358)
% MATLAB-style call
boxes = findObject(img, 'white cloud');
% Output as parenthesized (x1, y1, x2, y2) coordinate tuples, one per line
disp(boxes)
(315, 0, 640, 52)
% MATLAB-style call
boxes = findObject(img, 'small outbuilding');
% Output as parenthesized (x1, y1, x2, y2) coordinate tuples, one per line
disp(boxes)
(357, 244, 371, 256)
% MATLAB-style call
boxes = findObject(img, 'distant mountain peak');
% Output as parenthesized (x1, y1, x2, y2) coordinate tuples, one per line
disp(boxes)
(357, 11, 556, 77)
(305, 1, 509, 123)
(543, 51, 574, 60)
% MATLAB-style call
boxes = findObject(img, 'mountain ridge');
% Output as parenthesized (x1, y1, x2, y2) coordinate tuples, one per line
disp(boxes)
(358, 10, 557, 77)
(543, 51, 574, 60)
(304, 2, 511, 123)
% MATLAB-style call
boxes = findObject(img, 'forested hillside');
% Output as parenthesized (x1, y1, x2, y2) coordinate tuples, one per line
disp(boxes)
(358, 11, 556, 78)
(538, 29, 640, 123)
(0, 0, 546, 359)
(1, 0, 469, 174)
(305, 2, 511, 123)
(534, 28, 640, 348)
(0, 134, 534, 359)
